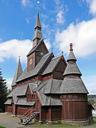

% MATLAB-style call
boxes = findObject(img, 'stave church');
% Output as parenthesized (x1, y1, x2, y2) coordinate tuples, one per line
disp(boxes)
(5, 14, 93, 125)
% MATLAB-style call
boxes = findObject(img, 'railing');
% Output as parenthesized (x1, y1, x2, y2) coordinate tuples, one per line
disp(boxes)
(19, 108, 33, 122)
(20, 111, 40, 125)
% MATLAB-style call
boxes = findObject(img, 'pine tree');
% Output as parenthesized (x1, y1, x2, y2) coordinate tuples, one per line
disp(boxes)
(0, 70, 7, 112)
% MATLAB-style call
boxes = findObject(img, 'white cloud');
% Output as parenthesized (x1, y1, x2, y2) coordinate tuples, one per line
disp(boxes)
(56, 18, 96, 57)
(86, 0, 96, 16)
(6, 77, 13, 89)
(55, 0, 65, 24)
(56, 10, 64, 24)
(0, 39, 51, 63)
(21, 0, 30, 7)
(82, 75, 96, 94)
(0, 39, 32, 63)
(44, 39, 51, 50)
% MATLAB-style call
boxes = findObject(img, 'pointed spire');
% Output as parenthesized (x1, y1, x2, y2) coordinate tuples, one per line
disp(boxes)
(35, 12, 41, 29)
(67, 43, 76, 62)
(64, 43, 81, 76)
(33, 13, 42, 47)
(11, 57, 23, 86)
(17, 57, 23, 77)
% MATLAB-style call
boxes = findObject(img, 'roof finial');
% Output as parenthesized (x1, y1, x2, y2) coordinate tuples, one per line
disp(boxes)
(70, 43, 73, 51)
(62, 51, 63, 55)
(19, 56, 20, 62)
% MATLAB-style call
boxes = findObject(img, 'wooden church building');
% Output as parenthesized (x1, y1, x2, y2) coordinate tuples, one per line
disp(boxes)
(5, 14, 92, 124)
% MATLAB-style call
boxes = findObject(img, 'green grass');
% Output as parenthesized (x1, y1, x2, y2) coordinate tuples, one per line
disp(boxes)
(30, 122, 79, 128)
(0, 126, 6, 128)
(29, 118, 96, 128)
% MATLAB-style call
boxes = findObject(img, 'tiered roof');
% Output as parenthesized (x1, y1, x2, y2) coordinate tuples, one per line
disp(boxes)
(60, 43, 88, 94)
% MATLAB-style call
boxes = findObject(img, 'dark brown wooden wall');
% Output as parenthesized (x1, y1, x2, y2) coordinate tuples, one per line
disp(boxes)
(27, 53, 36, 71)
(41, 106, 62, 122)
(51, 107, 61, 121)
(5, 105, 13, 113)
(53, 58, 66, 80)
(16, 106, 31, 115)
(61, 94, 88, 121)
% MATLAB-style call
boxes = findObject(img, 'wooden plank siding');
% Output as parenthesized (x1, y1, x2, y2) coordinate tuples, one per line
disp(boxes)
(61, 94, 88, 121)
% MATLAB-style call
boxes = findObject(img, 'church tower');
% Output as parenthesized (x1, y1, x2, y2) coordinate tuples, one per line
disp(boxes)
(60, 43, 88, 122)
(33, 13, 42, 47)
(27, 13, 48, 72)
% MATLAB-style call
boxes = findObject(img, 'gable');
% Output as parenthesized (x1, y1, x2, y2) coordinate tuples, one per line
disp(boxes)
(17, 53, 53, 82)
(27, 39, 49, 71)
(42, 56, 66, 80)
(27, 39, 48, 57)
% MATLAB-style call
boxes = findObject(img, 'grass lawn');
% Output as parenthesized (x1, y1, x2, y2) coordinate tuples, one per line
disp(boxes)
(0, 126, 6, 128)
(29, 117, 96, 128)
(30, 123, 79, 128)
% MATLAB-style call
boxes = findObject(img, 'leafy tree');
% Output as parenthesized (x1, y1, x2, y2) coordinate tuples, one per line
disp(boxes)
(0, 70, 7, 112)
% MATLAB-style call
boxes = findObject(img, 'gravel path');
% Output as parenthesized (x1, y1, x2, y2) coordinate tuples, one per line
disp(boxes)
(0, 113, 23, 128)
(0, 113, 96, 128)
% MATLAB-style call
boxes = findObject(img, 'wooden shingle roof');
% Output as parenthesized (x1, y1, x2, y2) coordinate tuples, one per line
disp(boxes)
(61, 43, 88, 94)
(42, 56, 62, 75)
(11, 58, 23, 86)
(16, 98, 35, 106)
(37, 92, 62, 106)
(67, 51, 77, 62)
(17, 52, 53, 82)
(38, 79, 62, 94)
(60, 77, 88, 94)
(63, 62, 81, 76)
(4, 99, 12, 105)
(8, 85, 28, 97)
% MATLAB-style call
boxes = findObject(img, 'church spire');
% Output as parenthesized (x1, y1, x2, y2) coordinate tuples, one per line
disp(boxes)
(17, 57, 23, 77)
(11, 57, 23, 87)
(33, 13, 42, 47)
(35, 12, 41, 29)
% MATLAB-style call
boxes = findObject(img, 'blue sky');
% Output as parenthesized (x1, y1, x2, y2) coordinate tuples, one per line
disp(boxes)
(0, 0, 96, 94)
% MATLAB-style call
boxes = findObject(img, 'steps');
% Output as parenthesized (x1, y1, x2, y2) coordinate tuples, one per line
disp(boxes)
(20, 110, 39, 125)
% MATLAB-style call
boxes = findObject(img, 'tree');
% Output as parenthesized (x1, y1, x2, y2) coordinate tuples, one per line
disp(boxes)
(0, 70, 7, 112)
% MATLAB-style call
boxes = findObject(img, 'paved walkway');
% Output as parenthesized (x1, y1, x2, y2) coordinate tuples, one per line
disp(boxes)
(0, 113, 24, 128)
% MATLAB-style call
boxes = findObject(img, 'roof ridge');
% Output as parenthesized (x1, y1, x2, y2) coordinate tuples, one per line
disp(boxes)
(52, 55, 61, 60)
(50, 79, 53, 94)
(43, 52, 53, 57)
(37, 81, 47, 91)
